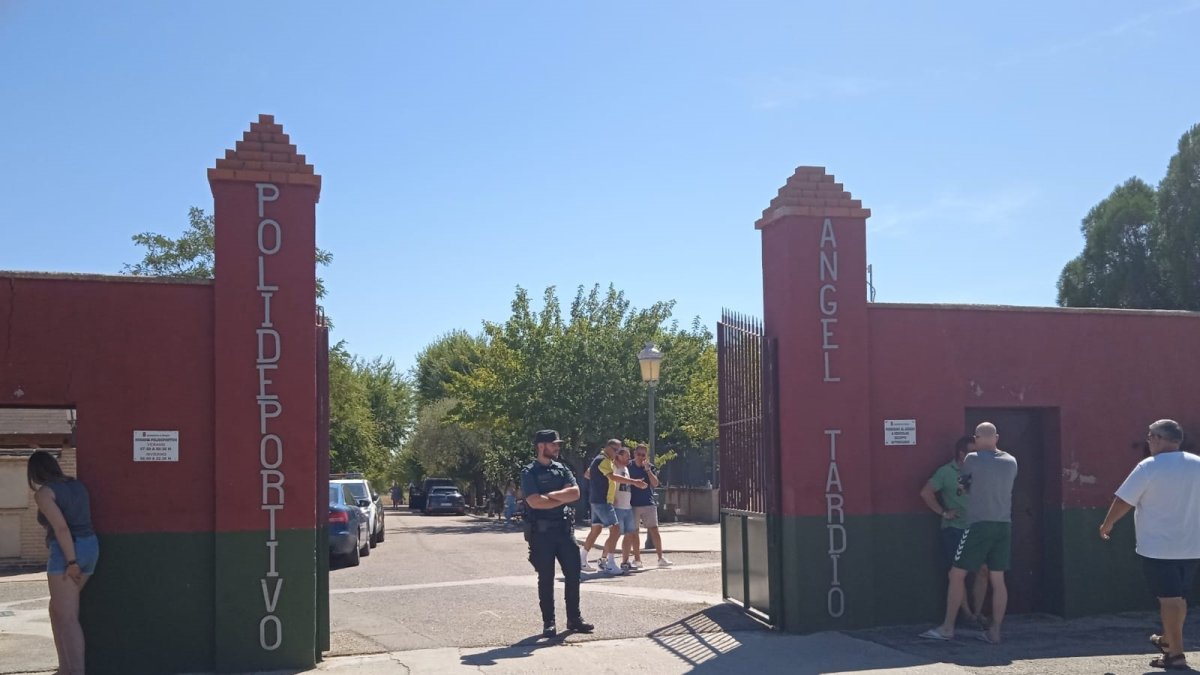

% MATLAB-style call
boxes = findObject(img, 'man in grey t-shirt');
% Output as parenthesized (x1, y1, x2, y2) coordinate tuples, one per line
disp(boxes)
(922, 422, 1018, 644)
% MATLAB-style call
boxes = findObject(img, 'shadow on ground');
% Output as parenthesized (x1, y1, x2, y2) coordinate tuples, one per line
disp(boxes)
(459, 633, 575, 667)
(853, 610, 1200, 672)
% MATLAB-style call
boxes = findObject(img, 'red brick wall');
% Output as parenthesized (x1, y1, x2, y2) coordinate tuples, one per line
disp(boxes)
(0, 276, 216, 535)
(865, 304, 1200, 514)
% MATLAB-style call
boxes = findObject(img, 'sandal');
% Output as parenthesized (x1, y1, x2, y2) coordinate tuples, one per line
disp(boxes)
(1151, 634, 1170, 656)
(1149, 653, 1189, 670)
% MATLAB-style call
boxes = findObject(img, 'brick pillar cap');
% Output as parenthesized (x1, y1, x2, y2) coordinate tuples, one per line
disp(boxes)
(755, 166, 869, 229)
(207, 114, 322, 198)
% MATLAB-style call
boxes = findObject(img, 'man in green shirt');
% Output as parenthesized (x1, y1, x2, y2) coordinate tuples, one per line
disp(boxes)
(919, 435, 989, 627)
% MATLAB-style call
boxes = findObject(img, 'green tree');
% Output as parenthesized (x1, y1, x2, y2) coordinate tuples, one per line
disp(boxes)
(1056, 178, 1164, 308)
(328, 342, 381, 475)
(413, 330, 486, 407)
(1156, 123, 1200, 310)
(124, 207, 215, 278)
(408, 398, 490, 486)
(124, 206, 334, 298)
(1058, 123, 1200, 310)
(445, 284, 717, 481)
(360, 356, 416, 452)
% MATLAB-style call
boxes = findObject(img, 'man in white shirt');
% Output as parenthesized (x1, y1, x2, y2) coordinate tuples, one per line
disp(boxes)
(609, 447, 642, 574)
(1101, 419, 1200, 671)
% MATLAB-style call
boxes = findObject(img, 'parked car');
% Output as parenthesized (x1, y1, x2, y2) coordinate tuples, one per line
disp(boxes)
(409, 477, 456, 511)
(424, 485, 467, 515)
(329, 483, 370, 566)
(332, 474, 385, 547)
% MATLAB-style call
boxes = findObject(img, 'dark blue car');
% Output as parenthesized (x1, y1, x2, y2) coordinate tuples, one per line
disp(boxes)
(329, 483, 370, 566)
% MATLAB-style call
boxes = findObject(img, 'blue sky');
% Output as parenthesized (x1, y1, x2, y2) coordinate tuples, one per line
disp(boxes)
(2, 2, 1198, 369)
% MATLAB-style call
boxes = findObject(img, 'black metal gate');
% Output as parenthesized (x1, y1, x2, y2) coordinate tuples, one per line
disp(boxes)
(718, 310, 781, 625)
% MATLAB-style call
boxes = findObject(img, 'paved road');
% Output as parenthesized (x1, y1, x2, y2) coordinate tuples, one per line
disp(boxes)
(0, 573, 56, 674)
(328, 509, 760, 656)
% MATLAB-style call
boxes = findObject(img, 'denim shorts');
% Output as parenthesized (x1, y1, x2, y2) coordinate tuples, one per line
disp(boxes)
(615, 508, 636, 535)
(48, 535, 100, 576)
(590, 502, 617, 527)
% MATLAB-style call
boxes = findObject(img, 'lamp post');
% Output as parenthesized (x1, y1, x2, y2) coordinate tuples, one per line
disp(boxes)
(638, 342, 663, 457)
(638, 342, 662, 550)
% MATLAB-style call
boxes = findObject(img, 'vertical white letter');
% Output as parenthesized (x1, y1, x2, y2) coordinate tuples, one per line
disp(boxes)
(256, 183, 279, 217)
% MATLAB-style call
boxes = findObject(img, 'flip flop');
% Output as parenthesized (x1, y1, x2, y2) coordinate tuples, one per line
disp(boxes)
(976, 632, 999, 644)
(1150, 653, 1189, 670)
(919, 628, 952, 641)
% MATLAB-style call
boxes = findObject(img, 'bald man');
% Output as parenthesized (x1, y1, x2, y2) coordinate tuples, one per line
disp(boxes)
(922, 422, 1018, 644)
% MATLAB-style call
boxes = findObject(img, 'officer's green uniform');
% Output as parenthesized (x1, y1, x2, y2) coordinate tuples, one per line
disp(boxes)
(521, 457, 582, 626)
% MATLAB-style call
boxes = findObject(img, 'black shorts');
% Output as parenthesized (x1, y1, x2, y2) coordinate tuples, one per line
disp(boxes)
(940, 527, 966, 568)
(1141, 556, 1200, 598)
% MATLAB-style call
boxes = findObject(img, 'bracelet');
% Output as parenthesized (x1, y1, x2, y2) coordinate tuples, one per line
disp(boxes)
(66, 560, 77, 566)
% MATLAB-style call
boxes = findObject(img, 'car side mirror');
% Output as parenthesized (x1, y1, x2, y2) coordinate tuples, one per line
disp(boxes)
(357, 499, 371, 508)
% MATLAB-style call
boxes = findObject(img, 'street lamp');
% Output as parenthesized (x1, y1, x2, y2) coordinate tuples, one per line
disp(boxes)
(638, 342, 663, 457)
(638, 342, 662, 551)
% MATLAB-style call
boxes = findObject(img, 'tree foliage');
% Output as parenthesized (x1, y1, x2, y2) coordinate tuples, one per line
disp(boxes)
(124, 207, 216, 278)
(415, 284, 718, 490)
(124, 206, 334, 298)
(407, 398, 490, 484)
(413, 330, 486, 407)
(1058, 123, 1200, 310)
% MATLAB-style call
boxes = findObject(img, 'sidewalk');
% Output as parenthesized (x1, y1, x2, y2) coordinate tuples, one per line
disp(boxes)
(270, 631, 972, 674)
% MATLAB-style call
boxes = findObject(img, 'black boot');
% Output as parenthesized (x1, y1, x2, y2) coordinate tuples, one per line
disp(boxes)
(566, 617, 595, 633)
(542, 619, 557, 637)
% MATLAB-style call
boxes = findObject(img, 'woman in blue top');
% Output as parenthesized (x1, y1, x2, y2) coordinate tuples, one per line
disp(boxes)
(28, 450, 98, 675)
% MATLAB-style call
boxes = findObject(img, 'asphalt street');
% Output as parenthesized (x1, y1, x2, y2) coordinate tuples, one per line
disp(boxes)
(327, 509, 758, 656)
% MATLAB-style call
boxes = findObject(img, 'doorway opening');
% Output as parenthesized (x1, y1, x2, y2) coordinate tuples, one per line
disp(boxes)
(0, 407, 77, 564)
(964, 407, 1062, 615)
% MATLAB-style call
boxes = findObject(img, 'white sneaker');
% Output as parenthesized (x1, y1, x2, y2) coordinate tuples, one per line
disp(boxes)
(631, 560, 644, 570)
(582, 559, 598, 572)
(657, 558, 674, 567)
(603, 560, 626, 575)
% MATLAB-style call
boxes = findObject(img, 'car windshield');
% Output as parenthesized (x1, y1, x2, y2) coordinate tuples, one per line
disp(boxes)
(343, 483, 369, 499)
(328, 486, 339, 504)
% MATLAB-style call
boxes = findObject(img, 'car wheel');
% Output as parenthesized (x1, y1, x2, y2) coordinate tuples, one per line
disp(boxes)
(360, 529, 371, 556)
(345, 541, 361, 567)
(377, 523, 386, 543)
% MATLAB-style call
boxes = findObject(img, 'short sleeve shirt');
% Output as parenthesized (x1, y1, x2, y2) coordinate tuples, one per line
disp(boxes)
(1115, 451, 1200, 559)
(961, 450, 1018, 524)
(628, 462, 656, 507)
(928, 461, 968, 530)
(612, 464, 633, 509)
(521, 459, 578, 519)
(588, 454, 615, 504)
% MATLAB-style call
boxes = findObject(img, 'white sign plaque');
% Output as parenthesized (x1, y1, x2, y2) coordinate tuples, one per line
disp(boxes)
(884, 419, 916, 446)
(133, 430, 179, 462)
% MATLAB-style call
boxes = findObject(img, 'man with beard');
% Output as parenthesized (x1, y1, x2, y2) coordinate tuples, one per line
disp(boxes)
(521, 430, 595, 637)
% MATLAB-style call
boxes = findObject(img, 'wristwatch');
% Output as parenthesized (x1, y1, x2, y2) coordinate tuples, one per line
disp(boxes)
(66, 560, 77, 566)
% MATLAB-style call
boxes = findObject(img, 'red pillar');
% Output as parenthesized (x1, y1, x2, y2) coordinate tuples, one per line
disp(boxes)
(210, 115, 322, 670)
(758, 167, 875, 630)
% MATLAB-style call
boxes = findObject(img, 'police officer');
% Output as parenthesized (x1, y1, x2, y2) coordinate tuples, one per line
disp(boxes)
(521, 429, 595, 637)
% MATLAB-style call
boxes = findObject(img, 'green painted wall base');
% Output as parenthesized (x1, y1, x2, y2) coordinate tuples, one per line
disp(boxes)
(774, 508, 1177, 633)
(78, 529, 322, 675)
(215, 529, 319, 673)
(82, 533, 216, 675)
